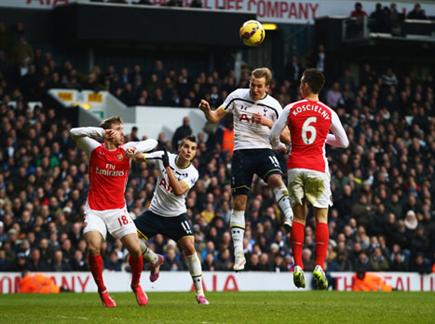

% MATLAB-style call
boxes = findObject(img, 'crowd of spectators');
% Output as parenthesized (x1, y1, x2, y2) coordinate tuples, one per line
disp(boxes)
(0, 23, 434, 276)
(349, 2, 431, 37)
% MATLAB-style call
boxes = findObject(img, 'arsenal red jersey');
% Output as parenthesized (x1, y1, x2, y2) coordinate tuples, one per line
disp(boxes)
(88, 145, 130, 210)
(287, 99, 333, 173)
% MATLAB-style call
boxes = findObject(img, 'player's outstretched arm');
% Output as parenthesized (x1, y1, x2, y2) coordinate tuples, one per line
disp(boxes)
(326, 111, 349, 148)
(123, 139, 158, 153)
(198, 99, 226, 123)
(131, 150, 164, 163)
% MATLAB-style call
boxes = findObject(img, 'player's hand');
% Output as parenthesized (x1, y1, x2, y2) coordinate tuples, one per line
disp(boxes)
(161, 149, 170, 168)
(126, 147, 137, 159)
(252, 113, 272, 128)
(273, 142, 287, 154)
(104, 129, 116, 140)
(198, 99, 210, 112)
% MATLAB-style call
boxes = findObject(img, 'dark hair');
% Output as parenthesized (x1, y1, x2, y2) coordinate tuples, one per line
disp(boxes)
(179, 135, 197, 147)
(302, 68, 325, 94)
(251, 67, 273, 85)
(99, 116, 123, 129)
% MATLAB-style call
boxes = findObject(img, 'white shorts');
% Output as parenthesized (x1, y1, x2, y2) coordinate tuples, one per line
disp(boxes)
(287, 168, 332, 208)
(83, 205, 137, 240)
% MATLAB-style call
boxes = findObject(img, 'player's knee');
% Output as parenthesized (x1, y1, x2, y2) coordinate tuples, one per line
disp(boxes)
(128, 246, 142, 257)
(233, 195, 247, 210)
(181, 242, 196, 256)
(87, 244, 101, 256)
(267, 174, 283, 187)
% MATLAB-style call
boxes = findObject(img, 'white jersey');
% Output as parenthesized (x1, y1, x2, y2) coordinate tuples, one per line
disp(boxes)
(149, 152, 198, 217)
(222, 88, 283, 151)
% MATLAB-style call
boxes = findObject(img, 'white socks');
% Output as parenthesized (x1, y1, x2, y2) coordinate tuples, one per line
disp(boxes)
(185, 253, 204, 296)
(230, 210, 245, 254)
(272, 184, 293, 221)
(139, 239, 158, 264)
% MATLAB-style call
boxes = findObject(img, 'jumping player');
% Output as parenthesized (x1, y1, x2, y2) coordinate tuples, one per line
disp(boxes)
(199, 67, 293, 271)
(270, 68, 349, 289)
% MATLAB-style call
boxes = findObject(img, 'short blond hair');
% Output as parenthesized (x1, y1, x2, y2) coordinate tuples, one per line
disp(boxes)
(251, 67, 272, 85)
(99, 116, 123, 129)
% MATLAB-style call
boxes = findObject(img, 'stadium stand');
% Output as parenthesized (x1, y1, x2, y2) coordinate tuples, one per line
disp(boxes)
(0, 19, 433, 276)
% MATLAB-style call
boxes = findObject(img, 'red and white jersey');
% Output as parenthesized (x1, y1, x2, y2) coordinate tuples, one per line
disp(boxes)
(70, 127, 157, 210)
(270, 99, 349, 173)
(88, 145, 130, 210)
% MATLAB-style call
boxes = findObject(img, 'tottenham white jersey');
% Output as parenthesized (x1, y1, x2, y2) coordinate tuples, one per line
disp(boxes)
(150, 153, 198, 217)
(222, 88, 283, 151)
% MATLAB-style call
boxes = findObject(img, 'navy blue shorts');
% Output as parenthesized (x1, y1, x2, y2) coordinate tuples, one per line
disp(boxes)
(134, 210, 193, 242)
(231, 149, 284, 196)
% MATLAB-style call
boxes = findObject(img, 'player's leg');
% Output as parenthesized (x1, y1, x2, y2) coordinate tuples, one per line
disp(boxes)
(178, 236, 209, 305)
(260, 150, 293, 231)
(291, 202, 308, 288)
(121, 232, 148, 305)
(230, 150, 252, 271)
(312, 207, 329, 290)
(267, 173, 294, 231)
(305, 170, 332, 290)
(110, 211, 147, 305)
(231, 194, 248, 271)
(84, 218, 116, 307)
(134, 211, 164, 282)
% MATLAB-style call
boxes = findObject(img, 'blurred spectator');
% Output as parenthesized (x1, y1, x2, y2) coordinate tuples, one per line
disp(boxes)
(349, 2, 368, 38)
(369, 247, 389, 271)
(382, 68, 398, 86)
(326, 82, 344, 108)
(407, 3, 428, 20)
(105, 251, 123, 271)
(351, 2, 368, 18)
(312, 44, 326, 73)
(287, 55, 302, 83)
(369, 3, 390, 33)
(70, 250, 87, 271)
(172, 117, 193, 151)
(51, 250, 72, 272)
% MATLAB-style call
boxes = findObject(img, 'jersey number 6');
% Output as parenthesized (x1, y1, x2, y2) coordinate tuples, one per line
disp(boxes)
(302, 117, 317, 145)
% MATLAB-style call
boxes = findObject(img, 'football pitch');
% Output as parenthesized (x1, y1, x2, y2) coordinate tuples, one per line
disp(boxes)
(1, 291, 434, 323)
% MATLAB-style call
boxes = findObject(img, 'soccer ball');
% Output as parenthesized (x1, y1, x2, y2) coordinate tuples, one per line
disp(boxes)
(239, 20, 265, 47)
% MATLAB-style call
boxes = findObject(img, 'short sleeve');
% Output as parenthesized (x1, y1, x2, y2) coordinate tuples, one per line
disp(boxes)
(222, 90, 239, 113)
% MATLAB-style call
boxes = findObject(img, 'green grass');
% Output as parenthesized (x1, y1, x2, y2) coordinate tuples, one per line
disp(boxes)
(0, 292, 434, 323)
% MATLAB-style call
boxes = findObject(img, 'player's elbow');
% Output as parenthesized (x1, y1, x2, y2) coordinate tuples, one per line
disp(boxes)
(341, 138, 350, 148)
(173, 188, 185, 196)
(208, 115, 219, 124)
(69, 128, 80, 140)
